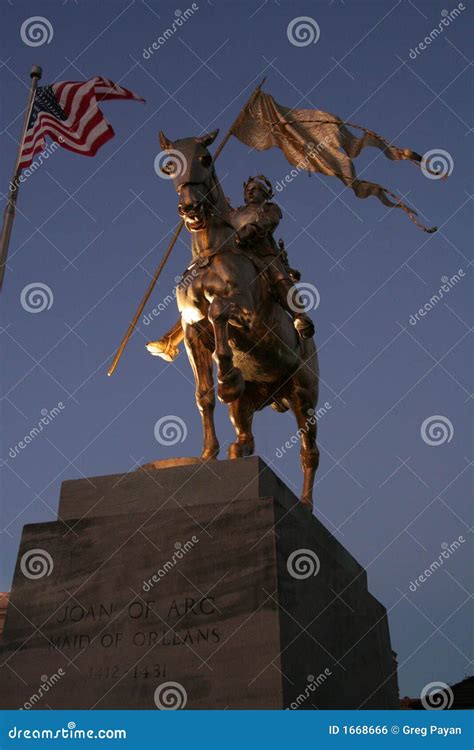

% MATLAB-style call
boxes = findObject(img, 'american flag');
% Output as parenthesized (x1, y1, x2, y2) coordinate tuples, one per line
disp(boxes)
(19, 77, 144, 169)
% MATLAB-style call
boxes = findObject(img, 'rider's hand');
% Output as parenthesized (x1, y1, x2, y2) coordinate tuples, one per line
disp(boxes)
(235, 225, 254, 245)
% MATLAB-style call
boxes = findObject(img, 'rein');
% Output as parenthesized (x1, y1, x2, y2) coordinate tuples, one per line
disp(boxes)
(186, 244, 243, 271)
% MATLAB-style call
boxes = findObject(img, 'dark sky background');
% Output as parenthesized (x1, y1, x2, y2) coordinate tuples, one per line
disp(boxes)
(1, 0, 472, 699)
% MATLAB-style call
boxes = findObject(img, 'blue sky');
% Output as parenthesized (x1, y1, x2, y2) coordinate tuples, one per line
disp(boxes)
(1, 0, 472, 699)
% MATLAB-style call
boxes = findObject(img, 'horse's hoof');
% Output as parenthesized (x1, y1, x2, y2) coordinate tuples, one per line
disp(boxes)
(228, 441, 255, 459)
(217, 367, 244, 403)
(228, 444, 240, 459)
(201, 446, 219, 460)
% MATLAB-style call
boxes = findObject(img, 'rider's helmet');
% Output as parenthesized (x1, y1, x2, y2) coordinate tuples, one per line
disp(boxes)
(243, 175, 273, 202)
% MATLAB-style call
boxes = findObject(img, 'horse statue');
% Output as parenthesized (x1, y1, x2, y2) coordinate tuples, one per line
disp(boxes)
(155, 129, 320, 506)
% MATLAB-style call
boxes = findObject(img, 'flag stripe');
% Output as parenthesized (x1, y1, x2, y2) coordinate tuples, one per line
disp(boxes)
(21, 109, 106, 160)
(18, 77, 144, 169)
(23, 102, 101, 148)
(21, 111, 112, 160)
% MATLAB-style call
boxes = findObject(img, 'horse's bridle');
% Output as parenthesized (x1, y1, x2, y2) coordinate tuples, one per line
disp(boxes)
(178, 167, 235, 232)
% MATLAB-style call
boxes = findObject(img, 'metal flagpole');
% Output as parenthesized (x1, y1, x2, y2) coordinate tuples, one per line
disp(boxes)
(0, 65, 42, 290)
(107, 76, 266, 377)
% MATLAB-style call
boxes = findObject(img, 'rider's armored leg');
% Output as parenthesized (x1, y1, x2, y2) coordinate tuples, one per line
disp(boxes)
(146, 318, 184, 361)
(272, 276, 315, 339)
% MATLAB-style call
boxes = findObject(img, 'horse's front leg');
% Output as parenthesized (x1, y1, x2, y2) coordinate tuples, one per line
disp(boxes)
(228, 391, 256, 459)
(183, 322, 219, 460)
(207, 296, 244, 404)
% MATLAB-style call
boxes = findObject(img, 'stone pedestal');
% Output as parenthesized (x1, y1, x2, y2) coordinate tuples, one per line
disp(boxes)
(0, 457, 398, 709)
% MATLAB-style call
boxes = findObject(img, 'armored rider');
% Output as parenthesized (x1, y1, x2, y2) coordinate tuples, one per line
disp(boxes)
(146, 175, 315, 361)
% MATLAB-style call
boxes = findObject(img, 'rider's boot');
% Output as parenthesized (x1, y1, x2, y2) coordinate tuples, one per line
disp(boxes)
(146, 319, 184, 361)
(274, 279, 315, 339)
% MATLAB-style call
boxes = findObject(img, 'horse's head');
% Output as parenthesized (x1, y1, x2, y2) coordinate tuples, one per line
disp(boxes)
(158, 129, 220, 232)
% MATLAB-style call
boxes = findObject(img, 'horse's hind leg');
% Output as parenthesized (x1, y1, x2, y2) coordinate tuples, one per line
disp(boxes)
(228, 392, 255, 459)
(208, 296, 244, 404)
(183, 322, 219, 460)
(288, 384, 319, 507)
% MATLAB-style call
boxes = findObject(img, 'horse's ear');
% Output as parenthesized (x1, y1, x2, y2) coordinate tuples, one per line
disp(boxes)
(196, 129, 219, 147)
(159, 131, 173, 150)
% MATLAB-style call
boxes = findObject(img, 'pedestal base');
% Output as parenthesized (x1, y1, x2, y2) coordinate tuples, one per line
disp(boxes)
(0, 457, 398, 709)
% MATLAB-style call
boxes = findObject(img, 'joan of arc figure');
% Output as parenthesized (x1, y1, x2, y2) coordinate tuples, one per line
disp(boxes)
(146, 175, 314, 361)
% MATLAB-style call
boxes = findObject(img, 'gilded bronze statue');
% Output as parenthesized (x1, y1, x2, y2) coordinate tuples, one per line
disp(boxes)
(148, 129, 319, 505)
(147, 174, 314, 362)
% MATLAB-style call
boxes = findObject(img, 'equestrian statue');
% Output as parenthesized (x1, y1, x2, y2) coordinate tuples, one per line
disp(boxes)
(146, 129, 320, 506)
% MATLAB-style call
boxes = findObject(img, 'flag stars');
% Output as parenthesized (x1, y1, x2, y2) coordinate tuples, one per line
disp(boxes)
(28, 86, 67, 130)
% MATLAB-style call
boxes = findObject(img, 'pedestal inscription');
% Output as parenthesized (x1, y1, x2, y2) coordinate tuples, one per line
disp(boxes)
(1, 495, 281, 709)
